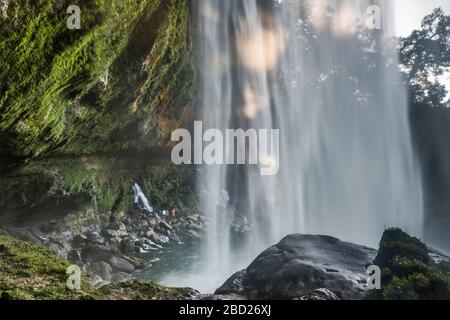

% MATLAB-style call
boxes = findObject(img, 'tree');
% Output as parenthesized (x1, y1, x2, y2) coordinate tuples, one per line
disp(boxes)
(399, 8, 450, 107)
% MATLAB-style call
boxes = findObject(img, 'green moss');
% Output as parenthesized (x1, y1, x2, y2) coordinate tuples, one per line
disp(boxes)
(0, 0, 196, 162)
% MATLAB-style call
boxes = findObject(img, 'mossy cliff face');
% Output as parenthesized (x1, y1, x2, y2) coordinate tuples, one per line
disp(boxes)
(0, 234, 198, 300)
(0, 0, 196, 165)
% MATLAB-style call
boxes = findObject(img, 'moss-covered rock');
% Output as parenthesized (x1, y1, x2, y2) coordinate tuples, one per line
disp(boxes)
(366, 228, 450, 300)
(373, 227, 429, 267)
(0, 234, 199, 300)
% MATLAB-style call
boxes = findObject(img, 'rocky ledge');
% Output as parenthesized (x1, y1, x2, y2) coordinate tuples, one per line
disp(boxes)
(4, 209, 204, 287)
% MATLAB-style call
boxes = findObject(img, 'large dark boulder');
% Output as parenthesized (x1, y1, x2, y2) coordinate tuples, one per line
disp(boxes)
(216, 234, 377, 300)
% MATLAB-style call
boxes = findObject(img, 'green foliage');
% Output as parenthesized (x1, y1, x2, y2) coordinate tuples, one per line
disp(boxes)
(366, 228, 450, 300)
(400, 8, 450, 107)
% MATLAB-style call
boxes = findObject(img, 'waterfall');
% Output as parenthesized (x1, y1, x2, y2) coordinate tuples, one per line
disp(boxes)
(163, 0, 424, 293)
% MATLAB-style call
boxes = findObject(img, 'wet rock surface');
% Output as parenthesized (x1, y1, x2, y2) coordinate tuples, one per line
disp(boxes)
(215, 234, 377, 300)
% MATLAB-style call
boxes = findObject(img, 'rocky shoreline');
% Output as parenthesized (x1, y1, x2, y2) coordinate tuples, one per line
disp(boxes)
(4, 208, 205, 288)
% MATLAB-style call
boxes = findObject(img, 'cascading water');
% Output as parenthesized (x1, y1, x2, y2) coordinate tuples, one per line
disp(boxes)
(162, 0, 423, 293)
